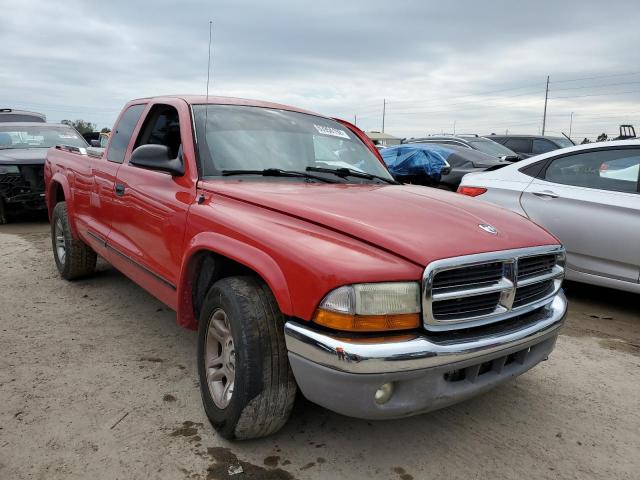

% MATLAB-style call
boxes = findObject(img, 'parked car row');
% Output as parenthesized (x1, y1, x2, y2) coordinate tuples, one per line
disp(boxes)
(487, 134, 575, 158)
(380, 142, 510, 189)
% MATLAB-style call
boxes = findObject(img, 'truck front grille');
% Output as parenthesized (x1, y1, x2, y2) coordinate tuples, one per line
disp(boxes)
(0, 165, 45, 201)
(432, 292, 502, 320)
(423, 246, 564, 331)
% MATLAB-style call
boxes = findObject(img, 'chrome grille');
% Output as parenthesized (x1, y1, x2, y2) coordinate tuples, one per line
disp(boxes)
(423, 246, 564, 331)
(432, 262, 503, 290)
(518, 254, 556, 280)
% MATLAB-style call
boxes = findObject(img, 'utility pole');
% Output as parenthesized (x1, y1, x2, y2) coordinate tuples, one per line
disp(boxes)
(453, 120, 456, 134)
(541, 75, 549, 136)
(569, 112, 574, 139)
(354, 114, 357, 126)
(382, 98, 386, 133)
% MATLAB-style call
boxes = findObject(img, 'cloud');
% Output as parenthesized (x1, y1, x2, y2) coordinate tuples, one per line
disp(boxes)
(1, 0, 639, 139)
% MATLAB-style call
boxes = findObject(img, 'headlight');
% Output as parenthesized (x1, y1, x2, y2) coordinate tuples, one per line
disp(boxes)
(314, 282, 421, 332)
(0, 165, 19, 175)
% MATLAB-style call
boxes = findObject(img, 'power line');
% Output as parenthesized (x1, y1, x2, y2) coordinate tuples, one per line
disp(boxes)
(549, 89, 640, 100)
(550, 71, 640, 84)
(549, 80, 640, 92)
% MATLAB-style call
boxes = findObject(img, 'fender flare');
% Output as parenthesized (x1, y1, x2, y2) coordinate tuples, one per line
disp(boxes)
(47, 173, 79, 238)
(176, 231, 293, 329)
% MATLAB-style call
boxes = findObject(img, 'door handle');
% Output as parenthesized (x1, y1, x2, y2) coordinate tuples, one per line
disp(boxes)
(115, 183, 125, 196)
(531, 190, 558, 199)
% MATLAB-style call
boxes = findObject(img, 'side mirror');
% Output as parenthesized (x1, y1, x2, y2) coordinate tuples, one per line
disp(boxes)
(129, 144, 184, 176)
(90, 139, 101, 147)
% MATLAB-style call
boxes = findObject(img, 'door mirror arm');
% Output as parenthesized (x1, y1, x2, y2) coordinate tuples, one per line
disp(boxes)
(129, 144, 185, 176)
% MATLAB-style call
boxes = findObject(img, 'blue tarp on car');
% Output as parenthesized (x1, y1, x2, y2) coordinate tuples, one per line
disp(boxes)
(380, 144, 452, 177)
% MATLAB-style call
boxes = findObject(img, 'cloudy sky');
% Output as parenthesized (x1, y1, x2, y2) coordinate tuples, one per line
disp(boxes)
(2, 0, 640, 140)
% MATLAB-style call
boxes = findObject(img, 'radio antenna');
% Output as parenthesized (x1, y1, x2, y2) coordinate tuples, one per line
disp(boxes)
(204, 20, 213, 139)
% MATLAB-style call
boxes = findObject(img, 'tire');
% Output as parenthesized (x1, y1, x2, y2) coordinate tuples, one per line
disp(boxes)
(51, 201, 97, 280)
(197, 276, 297, 440)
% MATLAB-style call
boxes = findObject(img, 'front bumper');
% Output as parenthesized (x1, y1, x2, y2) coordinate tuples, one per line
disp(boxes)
(285, 292, 567, 419)
(0, 166, 46, 212)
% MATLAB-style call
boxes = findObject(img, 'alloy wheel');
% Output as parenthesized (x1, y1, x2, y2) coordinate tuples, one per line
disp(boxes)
(205, 308, 236, 408)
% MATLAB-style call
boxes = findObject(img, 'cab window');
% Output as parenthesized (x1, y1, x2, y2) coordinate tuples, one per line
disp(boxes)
(133, 104, 182, 159)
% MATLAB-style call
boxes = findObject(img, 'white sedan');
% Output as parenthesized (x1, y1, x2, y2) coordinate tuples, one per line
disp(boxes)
(458, 140, 640, 293)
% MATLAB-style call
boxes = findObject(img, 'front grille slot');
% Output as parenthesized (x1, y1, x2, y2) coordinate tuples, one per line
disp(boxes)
(432, 292, 501, 320)
(513, 280, 554, 308)
(518, 254, 555, 280)
(423, 247, 563, 331)
(433, 262, 503, 290)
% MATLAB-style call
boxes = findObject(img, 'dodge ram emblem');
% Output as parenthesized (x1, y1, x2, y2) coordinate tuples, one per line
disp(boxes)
(479, 224, 498, 235)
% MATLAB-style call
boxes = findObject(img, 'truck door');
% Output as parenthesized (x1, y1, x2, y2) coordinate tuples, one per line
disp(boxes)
(520, 147, 640, 284)
(86, 104, 145, 246)
(107, 100, 197, 306)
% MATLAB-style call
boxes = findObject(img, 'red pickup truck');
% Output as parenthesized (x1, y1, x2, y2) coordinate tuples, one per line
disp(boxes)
(45, 95, 567, 440)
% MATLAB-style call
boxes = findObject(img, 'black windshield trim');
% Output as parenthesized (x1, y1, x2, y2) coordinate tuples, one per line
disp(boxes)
(220, 168, 339, 183)
(306, 166, 399, 184)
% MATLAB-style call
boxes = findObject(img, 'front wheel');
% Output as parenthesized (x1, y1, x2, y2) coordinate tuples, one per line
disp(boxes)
(51, 202, 97, 280)
(197, 276, 297, 440)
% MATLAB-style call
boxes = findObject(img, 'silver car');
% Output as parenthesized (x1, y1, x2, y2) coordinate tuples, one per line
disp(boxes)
(458, 140, 640, 293)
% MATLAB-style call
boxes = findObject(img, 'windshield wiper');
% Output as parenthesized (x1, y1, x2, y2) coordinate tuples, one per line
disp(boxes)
(221, 168, 338, 183)
(306, 166, 399, 184)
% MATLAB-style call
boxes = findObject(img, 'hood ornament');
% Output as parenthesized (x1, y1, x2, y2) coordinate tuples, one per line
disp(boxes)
(479, 224, 498, 235)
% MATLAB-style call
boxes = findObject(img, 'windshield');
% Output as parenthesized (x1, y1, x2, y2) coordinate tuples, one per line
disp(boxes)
(192, 105, 393, 182)
(468, 138, 517, 157)
(0, 125, 87, 149)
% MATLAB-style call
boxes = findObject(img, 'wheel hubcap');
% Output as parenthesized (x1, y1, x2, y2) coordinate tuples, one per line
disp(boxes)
(54, 219, 66, 264)
(205, 308, 235, 408)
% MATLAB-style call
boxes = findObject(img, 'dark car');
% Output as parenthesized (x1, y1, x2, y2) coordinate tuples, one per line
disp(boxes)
(403, 134, 521, 161)
(381, 142, 509, 190)
(0, 122, 87, 223)
(485, 134, 574, 158)
(0, 108, 46, 123)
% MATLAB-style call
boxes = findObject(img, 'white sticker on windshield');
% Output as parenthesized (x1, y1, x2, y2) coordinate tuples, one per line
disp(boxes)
(59, 134, 79, 139)
(314, 124, 349, 139)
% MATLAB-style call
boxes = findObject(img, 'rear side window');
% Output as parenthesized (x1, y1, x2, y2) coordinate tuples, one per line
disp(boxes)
(532, 139, 556, 155)
(107, 104, 145, 163)
(505, 138, 531, 153)
(519, 159, 548, 178)
(544, 148, 640, 193)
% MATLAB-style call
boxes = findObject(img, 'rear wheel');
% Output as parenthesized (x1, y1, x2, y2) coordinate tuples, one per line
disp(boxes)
(51, 202, 97, 280)
(197, 276, 297, 440)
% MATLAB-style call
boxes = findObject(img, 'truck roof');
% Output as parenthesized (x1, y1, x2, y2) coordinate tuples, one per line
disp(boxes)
(127, 95, 326, 118)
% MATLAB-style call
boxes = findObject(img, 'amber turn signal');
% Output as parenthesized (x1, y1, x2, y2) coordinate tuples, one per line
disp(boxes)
(313, 309, 420, 332)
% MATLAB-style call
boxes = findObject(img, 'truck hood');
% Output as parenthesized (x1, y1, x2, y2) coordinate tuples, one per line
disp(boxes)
(202, 181, 558, 267)
(0, 148, 47, 165)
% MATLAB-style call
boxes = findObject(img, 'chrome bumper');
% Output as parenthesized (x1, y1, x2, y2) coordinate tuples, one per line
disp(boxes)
(285, 291, 567, 375)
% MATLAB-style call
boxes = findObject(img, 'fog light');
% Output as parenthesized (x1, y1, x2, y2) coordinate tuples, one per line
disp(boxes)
(374, 382, 394, 405)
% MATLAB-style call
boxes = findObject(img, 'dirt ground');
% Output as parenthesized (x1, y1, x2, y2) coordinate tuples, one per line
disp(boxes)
(1, 221, 638, 480)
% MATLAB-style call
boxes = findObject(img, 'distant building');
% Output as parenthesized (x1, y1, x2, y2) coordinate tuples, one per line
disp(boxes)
(365, 131, 401, 146)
